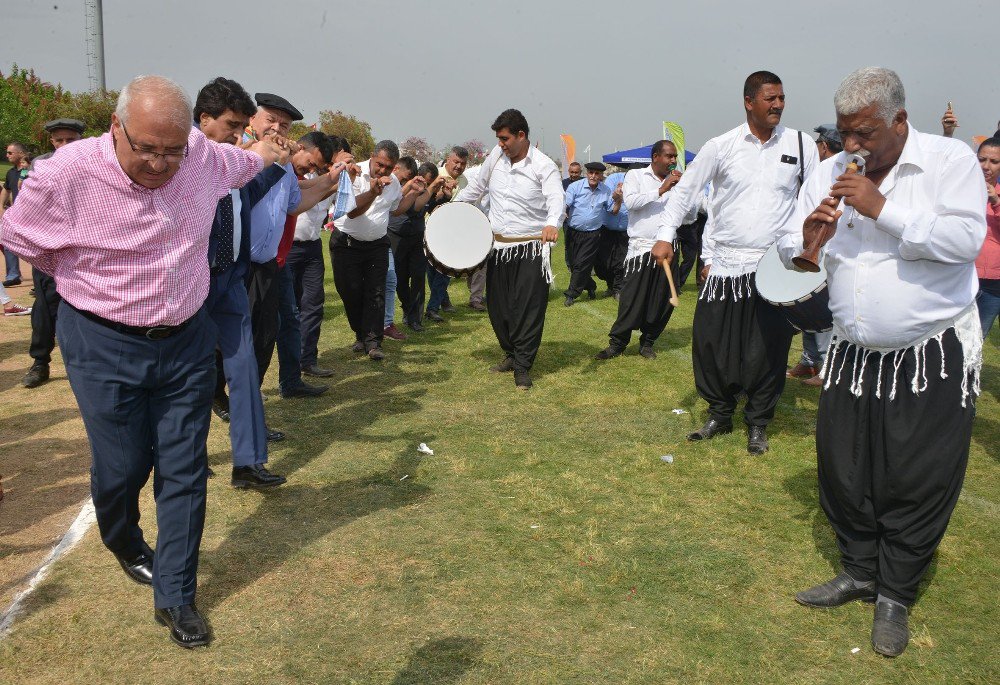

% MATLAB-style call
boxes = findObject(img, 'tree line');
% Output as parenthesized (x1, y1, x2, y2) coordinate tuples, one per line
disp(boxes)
(2, 65, 488, 166)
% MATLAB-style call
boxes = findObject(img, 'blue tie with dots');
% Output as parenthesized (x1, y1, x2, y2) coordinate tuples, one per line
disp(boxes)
(215, 193, 235, 272)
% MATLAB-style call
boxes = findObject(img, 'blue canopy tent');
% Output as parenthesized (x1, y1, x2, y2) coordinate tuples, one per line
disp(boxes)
(602, 145, 696, 167)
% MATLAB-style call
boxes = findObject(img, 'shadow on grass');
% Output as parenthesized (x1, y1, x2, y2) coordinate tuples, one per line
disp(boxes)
(972, 413, 998, 462)
(0, 434, 90, 538)
(198, 450, 430, 612)
(0, 339, 28, 366)
(783, 467, 839, 573)
(392, 636, 483, 685)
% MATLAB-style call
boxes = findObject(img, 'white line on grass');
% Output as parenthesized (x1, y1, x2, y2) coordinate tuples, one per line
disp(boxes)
(0, 498, 96, 637)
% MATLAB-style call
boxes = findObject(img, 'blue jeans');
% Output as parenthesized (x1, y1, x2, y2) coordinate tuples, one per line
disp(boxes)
(978, 280, 1000, 338)
(384, 248, 397, 327)
(4, 248, 22, 281)
(799, 329, 833, 368)
(426, 267, 450, 312)
(276, 265, 303, 392)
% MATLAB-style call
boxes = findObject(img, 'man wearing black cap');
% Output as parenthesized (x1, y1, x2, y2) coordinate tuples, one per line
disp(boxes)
(240, 95, 340, 403)
(19, 118, 86, 389)
(563, 162, 621, 306)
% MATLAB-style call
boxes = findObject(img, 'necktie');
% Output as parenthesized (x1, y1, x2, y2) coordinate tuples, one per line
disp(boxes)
(215, 193, 235, 273)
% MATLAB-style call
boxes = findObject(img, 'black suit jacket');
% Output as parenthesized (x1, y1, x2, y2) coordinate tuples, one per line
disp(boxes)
(208, 164, 286, 274)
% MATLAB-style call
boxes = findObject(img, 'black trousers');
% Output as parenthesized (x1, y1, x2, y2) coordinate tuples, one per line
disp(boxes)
(816, 330, 974, 605)
(286, 239, 326, 368)
(330, 231, 389, 350)
(390, 231, 427, 325)
(691, 273, 794, 426)
(608, 253, 676, 350)
(676, 215, 706, 289)
(595, 228, 628, 294)
(564, 227, 601, 299)
(29, 269, 61, 365)
(486, 246, 549, 371)
(245, 258, 281, 387)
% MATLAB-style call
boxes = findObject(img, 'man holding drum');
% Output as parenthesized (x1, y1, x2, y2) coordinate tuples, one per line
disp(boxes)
(651, 70, 818, 455)
(779, 67, 985, 657)
(456, 109, 564, 390)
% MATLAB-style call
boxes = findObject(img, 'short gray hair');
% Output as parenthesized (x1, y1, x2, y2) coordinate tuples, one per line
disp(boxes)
(834, 67, 906, 126)
(115, 75, 192, 131)
(373, 139, 400, 162)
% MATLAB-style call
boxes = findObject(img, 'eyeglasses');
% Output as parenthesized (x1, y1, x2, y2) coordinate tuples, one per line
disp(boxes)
(120, 123, 189, 163)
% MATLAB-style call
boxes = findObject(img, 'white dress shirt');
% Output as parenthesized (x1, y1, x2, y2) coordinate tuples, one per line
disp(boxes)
(657, 123, 818, 275)
(333, 159, 402, 240)
(455, 144, 565, 249)
(230, 189, 242, 261)
(622, 166, 672, 261)
(776, 123, 986, 351)
(294, 172, 335, 242)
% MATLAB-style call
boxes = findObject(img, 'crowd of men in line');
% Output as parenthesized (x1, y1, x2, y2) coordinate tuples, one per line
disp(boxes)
(0, 67, 996, 661)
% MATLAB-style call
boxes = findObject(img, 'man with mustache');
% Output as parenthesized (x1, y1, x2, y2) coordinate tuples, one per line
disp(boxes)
(652, 70, 818, 455)
(780, 67, 986, 658)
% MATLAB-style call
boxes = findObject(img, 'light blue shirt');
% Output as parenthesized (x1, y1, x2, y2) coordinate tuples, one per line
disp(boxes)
(603, 172, 628, 231)
(564, 178, 615, 232)
(249, 162, 300, 263)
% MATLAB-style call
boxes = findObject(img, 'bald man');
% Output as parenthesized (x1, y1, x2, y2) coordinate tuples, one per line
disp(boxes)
(1, 75, 284, 648)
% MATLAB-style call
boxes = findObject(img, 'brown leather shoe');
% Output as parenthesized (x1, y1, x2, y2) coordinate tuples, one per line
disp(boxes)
(787, 363, 818, 378)
(801, 375, 824, 387)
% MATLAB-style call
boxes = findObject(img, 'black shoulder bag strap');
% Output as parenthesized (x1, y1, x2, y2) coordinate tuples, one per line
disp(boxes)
(797, 130, 805, 197)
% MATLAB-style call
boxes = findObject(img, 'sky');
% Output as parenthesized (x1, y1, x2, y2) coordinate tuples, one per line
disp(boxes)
(3, 0, 999, 160)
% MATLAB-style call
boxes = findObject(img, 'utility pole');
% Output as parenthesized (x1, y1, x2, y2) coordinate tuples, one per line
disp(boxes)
(85, 0, 106, 93)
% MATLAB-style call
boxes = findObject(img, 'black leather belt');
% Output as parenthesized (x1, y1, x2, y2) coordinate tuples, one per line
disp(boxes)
(68, 302, 196, 340)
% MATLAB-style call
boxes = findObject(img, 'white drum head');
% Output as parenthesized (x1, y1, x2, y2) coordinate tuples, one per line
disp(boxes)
(756, 243, 827, 304)
(425, 202, 494, 270)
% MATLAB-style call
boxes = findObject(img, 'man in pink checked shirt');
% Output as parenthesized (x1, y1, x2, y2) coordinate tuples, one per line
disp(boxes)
(0, 75, 284, 650)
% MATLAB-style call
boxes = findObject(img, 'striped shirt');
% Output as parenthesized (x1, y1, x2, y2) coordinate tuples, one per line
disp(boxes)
(0, 128, 263, 326)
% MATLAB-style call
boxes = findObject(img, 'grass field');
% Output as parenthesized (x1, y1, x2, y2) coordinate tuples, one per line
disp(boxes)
(0, 245, 997, 684)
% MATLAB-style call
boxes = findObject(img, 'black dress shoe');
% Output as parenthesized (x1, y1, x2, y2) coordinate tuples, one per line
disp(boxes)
(871, 601, 909, 657)
(595, 346, 623, 360)
(425, 309, 444, 322)
(514, 369, 532, 390)
(747, 425, 769, 455)
(350, 340, 365, 353)
(407, 320, 424, 332)
(639, 345, 656, 359)
(3, 277, 22, 287)
(368, 347, 385, 361)
(795, 572, 876, 608)
(587, 287, 597, 300)
(280, 380, 329, 398)
(115, 543, 155, 586)
(490, 357, 515, 373)
(212, 398, 230, 423)
(468, 301, 486, 311)
(265, 426, 285, 442)
(302, 364, 335, 377)
(441, 302, 456, 313)
(154, 604, 211, 648)
(22, 363, 50, 389)
(687, 418, 733, 441)
(564, 296, 575, 307)
(231, 464, 287, 489)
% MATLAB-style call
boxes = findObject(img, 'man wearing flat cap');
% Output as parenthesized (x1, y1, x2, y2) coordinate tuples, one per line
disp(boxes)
(223, 92, 340, 465)
(563, 161, 621, 306)
(20, 118, 87, 389)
